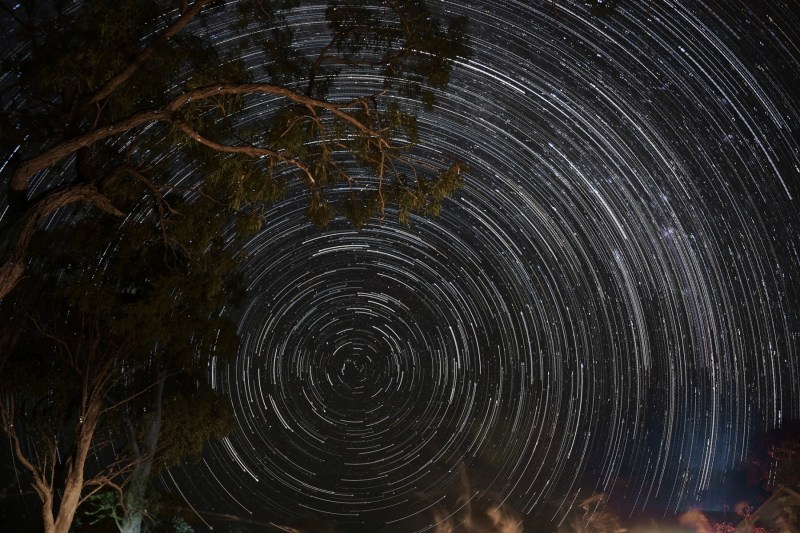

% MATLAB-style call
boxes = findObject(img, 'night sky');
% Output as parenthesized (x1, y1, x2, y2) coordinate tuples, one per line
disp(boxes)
(5, 0, 800, 531)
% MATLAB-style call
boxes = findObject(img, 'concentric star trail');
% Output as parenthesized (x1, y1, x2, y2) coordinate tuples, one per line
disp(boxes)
(160, 0, 800, 529)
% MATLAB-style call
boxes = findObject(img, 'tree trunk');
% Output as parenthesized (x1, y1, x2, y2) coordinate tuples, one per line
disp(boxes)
(118, 371, 166, 533)
(43, 403, 101, 533)
(119, 508, 145, 533)
(40, 492, 56, 533)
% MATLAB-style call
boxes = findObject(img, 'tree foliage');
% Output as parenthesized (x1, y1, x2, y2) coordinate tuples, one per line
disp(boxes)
(0, 0, 472, 298)
(0, 195, 240, 532)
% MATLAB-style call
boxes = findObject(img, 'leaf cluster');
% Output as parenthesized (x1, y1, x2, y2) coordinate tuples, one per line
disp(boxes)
(153, 377, 237, 468)
(325, 0, 471, 109)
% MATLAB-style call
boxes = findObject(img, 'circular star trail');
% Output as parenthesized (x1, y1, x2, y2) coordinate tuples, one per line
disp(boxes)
(161, 0, 800, 530)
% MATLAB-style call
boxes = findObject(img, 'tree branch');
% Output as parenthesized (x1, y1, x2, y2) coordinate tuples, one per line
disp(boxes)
(13, 83, 387, 192)
(171, 118, 317, 186)
(116, 165, 178, 248)
(144, 371, 167, 455)
(167, 84, 386, 139)
(11, 110, 172, 192)
(79, 478, 125, 509)
(0, 183, 124, 299)
(101, 370, 180, 415)
(1, 396, 44, 482)
(83, 0, 216, 108)
(27, 312, 74, 365)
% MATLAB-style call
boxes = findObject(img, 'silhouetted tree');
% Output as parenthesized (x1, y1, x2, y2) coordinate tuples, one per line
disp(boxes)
(0, 1, 471, 531)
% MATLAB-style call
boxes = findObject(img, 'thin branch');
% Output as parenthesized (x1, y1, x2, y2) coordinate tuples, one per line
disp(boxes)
(101, 370, 180, 415)
(1, 396, 42, 480)
(252, 0, 274, 20)
(78, 453, 140, 508)
(145, 371, 167, 454)
(164, 84, 383, 138)
(168, 184, 226, 206)
(305, 27, 357, 96)
(78, 478, 125, 508)
(46, 440, 57, 493)
(315, 49, 410, 70)
(171, 118, 317, 186)
(117, 165, 178, 247)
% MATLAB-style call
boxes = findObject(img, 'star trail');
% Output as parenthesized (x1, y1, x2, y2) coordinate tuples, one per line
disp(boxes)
(156, 0, 800, 529)
(5, 0, 798, 530)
